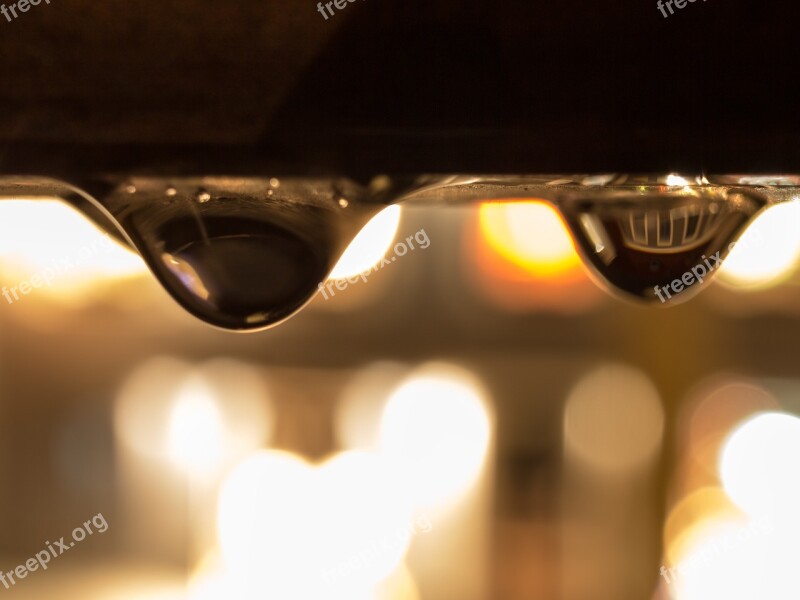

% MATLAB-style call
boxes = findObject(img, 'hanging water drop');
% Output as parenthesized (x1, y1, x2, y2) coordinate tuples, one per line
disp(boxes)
(557, 187, 767, 304)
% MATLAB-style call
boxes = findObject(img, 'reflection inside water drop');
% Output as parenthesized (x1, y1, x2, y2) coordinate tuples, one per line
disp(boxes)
(558, 187, 767, 304)
(98, 178, 379, 331)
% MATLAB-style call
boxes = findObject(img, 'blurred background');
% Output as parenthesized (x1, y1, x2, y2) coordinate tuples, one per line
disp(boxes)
(3, 0, 800, 596)
(1, 197, 800, 599)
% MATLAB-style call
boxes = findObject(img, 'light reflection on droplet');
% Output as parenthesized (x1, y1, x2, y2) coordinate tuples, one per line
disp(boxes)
(329, 206, 402, 280)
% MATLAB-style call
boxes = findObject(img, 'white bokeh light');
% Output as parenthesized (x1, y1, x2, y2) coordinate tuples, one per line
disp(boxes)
(380, 364, 492, 507)
(167, 376, 224, 477)
(217, 449, 413, 599)
(720, 412, 800, 517)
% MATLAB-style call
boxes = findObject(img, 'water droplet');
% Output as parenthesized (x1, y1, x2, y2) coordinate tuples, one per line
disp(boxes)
(195, 190, 212, 204)
(166, 186, 178, 197)
(269, 178, 280, 189)
(125, 184, 137, 194)
(338, 198, 349, 208)
(97, 178, 378, 331)
(557, 187, 767, 304)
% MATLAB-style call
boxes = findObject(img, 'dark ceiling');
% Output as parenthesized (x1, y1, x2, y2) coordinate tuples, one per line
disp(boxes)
(1, 0, 798, 176)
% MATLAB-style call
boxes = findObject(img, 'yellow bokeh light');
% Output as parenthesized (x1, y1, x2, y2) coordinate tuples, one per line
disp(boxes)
(564, 364, 664, 474)
(719, 201, 800, 288)
(664, 486, 744, 567)
(478, 201, 581, 276)
(720, 412, 800, 518)
(329, 206, 402, 280)
(668, 514, 773, 600)
(380, 363, 492, 507)
(0, 199, 146, 300)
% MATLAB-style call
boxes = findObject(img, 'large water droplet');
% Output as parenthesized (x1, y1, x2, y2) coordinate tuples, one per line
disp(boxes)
(97, 178, 380, 331)
(557, 186, 767, 304)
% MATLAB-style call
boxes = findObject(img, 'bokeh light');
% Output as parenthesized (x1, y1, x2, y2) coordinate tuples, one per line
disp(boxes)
(115, 357, 272, 477)
(329, 206, 402, 280)
(380, 363, 492, 507)
(167, 375, 224, 477)
(563, 364, 664, 474)
(720, 411, 800, 517)
(471, 200, 599, 312)
(669, 513, 773, 600)
(679, 379, 779, 487)
(478, 201, 581, 277)
(663, 486, 744, 567)
(217, 450, 413, 598)
(335, 362, 410, 453)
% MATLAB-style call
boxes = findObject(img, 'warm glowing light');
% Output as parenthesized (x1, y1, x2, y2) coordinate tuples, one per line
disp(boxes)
(167, 376, 224, 477)
(115, 357, 192, 463)
(666, 174, 691, 186)
(720, 412, 800, 518)
(719, 201, 800, 288)
(478, 201, 581, 276)
(217, 450, 413, 597)
(321, 452, 414, 583)
(380, 364, 492, 506)
(190, 552, 416, 600)
(0, 199, 146, 300)
(105, 589, 186, 600)
(680, 380, 778, 487)
(668, 514, 774, 600)
(664, 486, 744, 567)
(564, 364, 664, 473)
(115, 358, 272, 475)
(336, 362, 410, 452)
(217, 451, 314, 587)
(330, 206, 402, 279)
(374, 564, 421, 600)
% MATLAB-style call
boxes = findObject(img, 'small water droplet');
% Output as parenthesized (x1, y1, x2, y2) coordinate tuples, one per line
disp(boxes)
(369, 175, 392, 194)
(195, 190, 212, 203)
(269, 178, 280, 189)
(125, 184, 137, 194)
(338, 198, 349, 208)
(166, 186, 177, 197)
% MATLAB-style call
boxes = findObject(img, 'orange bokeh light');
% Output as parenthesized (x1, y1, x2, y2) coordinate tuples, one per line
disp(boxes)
(469, 200, 599, 311)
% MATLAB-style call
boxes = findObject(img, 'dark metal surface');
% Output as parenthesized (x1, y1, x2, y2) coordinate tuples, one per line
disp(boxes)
(1, 0, 798, 177)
